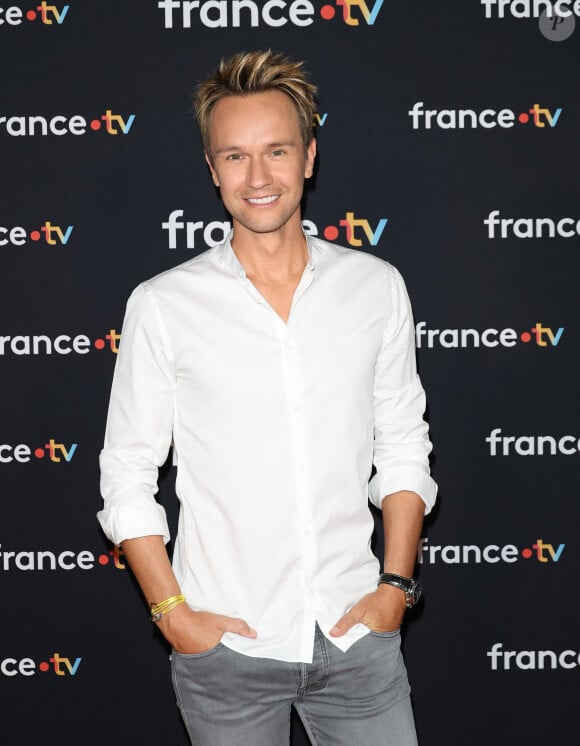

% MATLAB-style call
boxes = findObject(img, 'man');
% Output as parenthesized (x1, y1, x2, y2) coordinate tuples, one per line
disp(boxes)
(98, 50, 436, 745)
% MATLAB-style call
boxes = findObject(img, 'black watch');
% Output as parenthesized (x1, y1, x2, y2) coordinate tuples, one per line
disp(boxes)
(378, 573, 422, 609)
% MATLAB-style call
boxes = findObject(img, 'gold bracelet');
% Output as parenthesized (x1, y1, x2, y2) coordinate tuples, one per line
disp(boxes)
(150, 594, 186, 622)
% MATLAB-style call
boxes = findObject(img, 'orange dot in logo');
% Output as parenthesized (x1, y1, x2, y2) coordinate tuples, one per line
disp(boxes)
(98, 554, 110, 566)
(90, 119, 101, 131)
(30, 230, 41, 241)
(521, 548, 532, 559)
(39, 661, 49, 672)
(320, 4, 335, 19)
(324, 225, 339, 241)
(94, 338, 105, 349)
(34, 448, 45, 459)
(518, 113, 529, 124)
(520, 332, 531, 343)
(26, 10, 37, 21)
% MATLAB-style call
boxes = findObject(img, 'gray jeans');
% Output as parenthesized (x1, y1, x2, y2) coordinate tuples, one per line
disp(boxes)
(171, 624, 418, 745)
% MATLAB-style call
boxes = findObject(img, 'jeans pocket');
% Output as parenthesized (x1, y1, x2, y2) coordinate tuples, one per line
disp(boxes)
(368, 628, 401, 638)
(172, 641, 224, 661)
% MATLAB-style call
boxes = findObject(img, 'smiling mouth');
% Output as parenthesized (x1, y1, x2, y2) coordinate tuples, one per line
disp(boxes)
(245, 195, 279, 205)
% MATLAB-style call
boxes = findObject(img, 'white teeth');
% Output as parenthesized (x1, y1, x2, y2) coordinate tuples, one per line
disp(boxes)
(247, 195, 278, 204)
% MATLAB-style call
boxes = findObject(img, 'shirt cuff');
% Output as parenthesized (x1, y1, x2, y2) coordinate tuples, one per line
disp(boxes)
(97, 498, 170, 546)
(369, 466, 437, 515)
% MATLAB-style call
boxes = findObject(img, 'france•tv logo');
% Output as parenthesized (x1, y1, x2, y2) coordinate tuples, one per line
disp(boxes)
(162, 210, 388, 249)
(415, 321, 564, 349)
(481, 0, 580, 19)
(418, 537, 565, 565)
(0, 110, 135, 138)
(0, 439, 77, 464)
(322, 212, 388, 247)
(408, 102, 562, 130)
(0, 329, 121, 356)
(0, 2, 69, 26)
(487, 644, 580, 671)
(0, 220, 73, 247)
(157, 0, 384, 28)
(1, 653, 82, 677)
(319, 0, 385, 24)
(0, 543, 127, 571)
(486, 429, 580, 456)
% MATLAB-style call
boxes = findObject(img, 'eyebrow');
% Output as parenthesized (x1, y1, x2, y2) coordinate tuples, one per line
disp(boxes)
(213, 140, 298, 155)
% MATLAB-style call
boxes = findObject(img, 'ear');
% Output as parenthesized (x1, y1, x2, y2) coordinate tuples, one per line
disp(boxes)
(304, 138, 317, 179)
(205, 152, 220, 187)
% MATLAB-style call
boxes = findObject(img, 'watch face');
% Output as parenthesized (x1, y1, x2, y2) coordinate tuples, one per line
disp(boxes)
(410, 581, 422, 606)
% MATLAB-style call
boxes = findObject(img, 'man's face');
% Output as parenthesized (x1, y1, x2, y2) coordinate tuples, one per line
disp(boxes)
(205, 90, 316, 238)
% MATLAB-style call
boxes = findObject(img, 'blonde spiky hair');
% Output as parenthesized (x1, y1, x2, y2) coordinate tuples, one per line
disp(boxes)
(194, 50, 317, 155)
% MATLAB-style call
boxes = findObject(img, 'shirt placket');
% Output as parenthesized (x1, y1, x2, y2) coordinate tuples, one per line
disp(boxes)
(240, 264, 318, 659)
(281, 269, 317, 659)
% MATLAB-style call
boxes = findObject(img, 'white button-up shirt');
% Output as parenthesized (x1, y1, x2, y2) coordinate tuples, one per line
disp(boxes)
(98, 235, 437, 663)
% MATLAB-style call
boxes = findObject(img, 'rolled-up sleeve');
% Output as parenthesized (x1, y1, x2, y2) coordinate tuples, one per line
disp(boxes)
(368, 267, 437, 514)
(97, 283, 175, 545)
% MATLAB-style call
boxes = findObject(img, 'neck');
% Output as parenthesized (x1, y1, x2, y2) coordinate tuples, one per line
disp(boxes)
(231, 218, 308, 284)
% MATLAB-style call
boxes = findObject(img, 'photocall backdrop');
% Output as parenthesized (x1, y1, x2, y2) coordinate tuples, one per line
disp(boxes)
(1, 2, 578, 744)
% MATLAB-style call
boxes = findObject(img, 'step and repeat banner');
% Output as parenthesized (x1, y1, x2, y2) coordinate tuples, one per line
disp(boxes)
(1, 2, 578, 744)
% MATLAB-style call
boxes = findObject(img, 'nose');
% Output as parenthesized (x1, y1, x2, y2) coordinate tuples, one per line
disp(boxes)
(247, 156, 272, 190)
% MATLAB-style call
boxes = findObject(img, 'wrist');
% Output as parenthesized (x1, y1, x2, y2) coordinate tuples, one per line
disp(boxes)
(155, 599, 192, 634)
(376, 581, 408, 612)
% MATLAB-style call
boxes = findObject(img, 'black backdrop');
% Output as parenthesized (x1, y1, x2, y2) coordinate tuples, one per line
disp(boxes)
(1, 2, 579, 744)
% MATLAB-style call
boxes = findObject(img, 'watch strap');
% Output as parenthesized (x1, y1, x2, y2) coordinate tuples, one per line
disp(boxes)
(378, 573, 421, 609)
